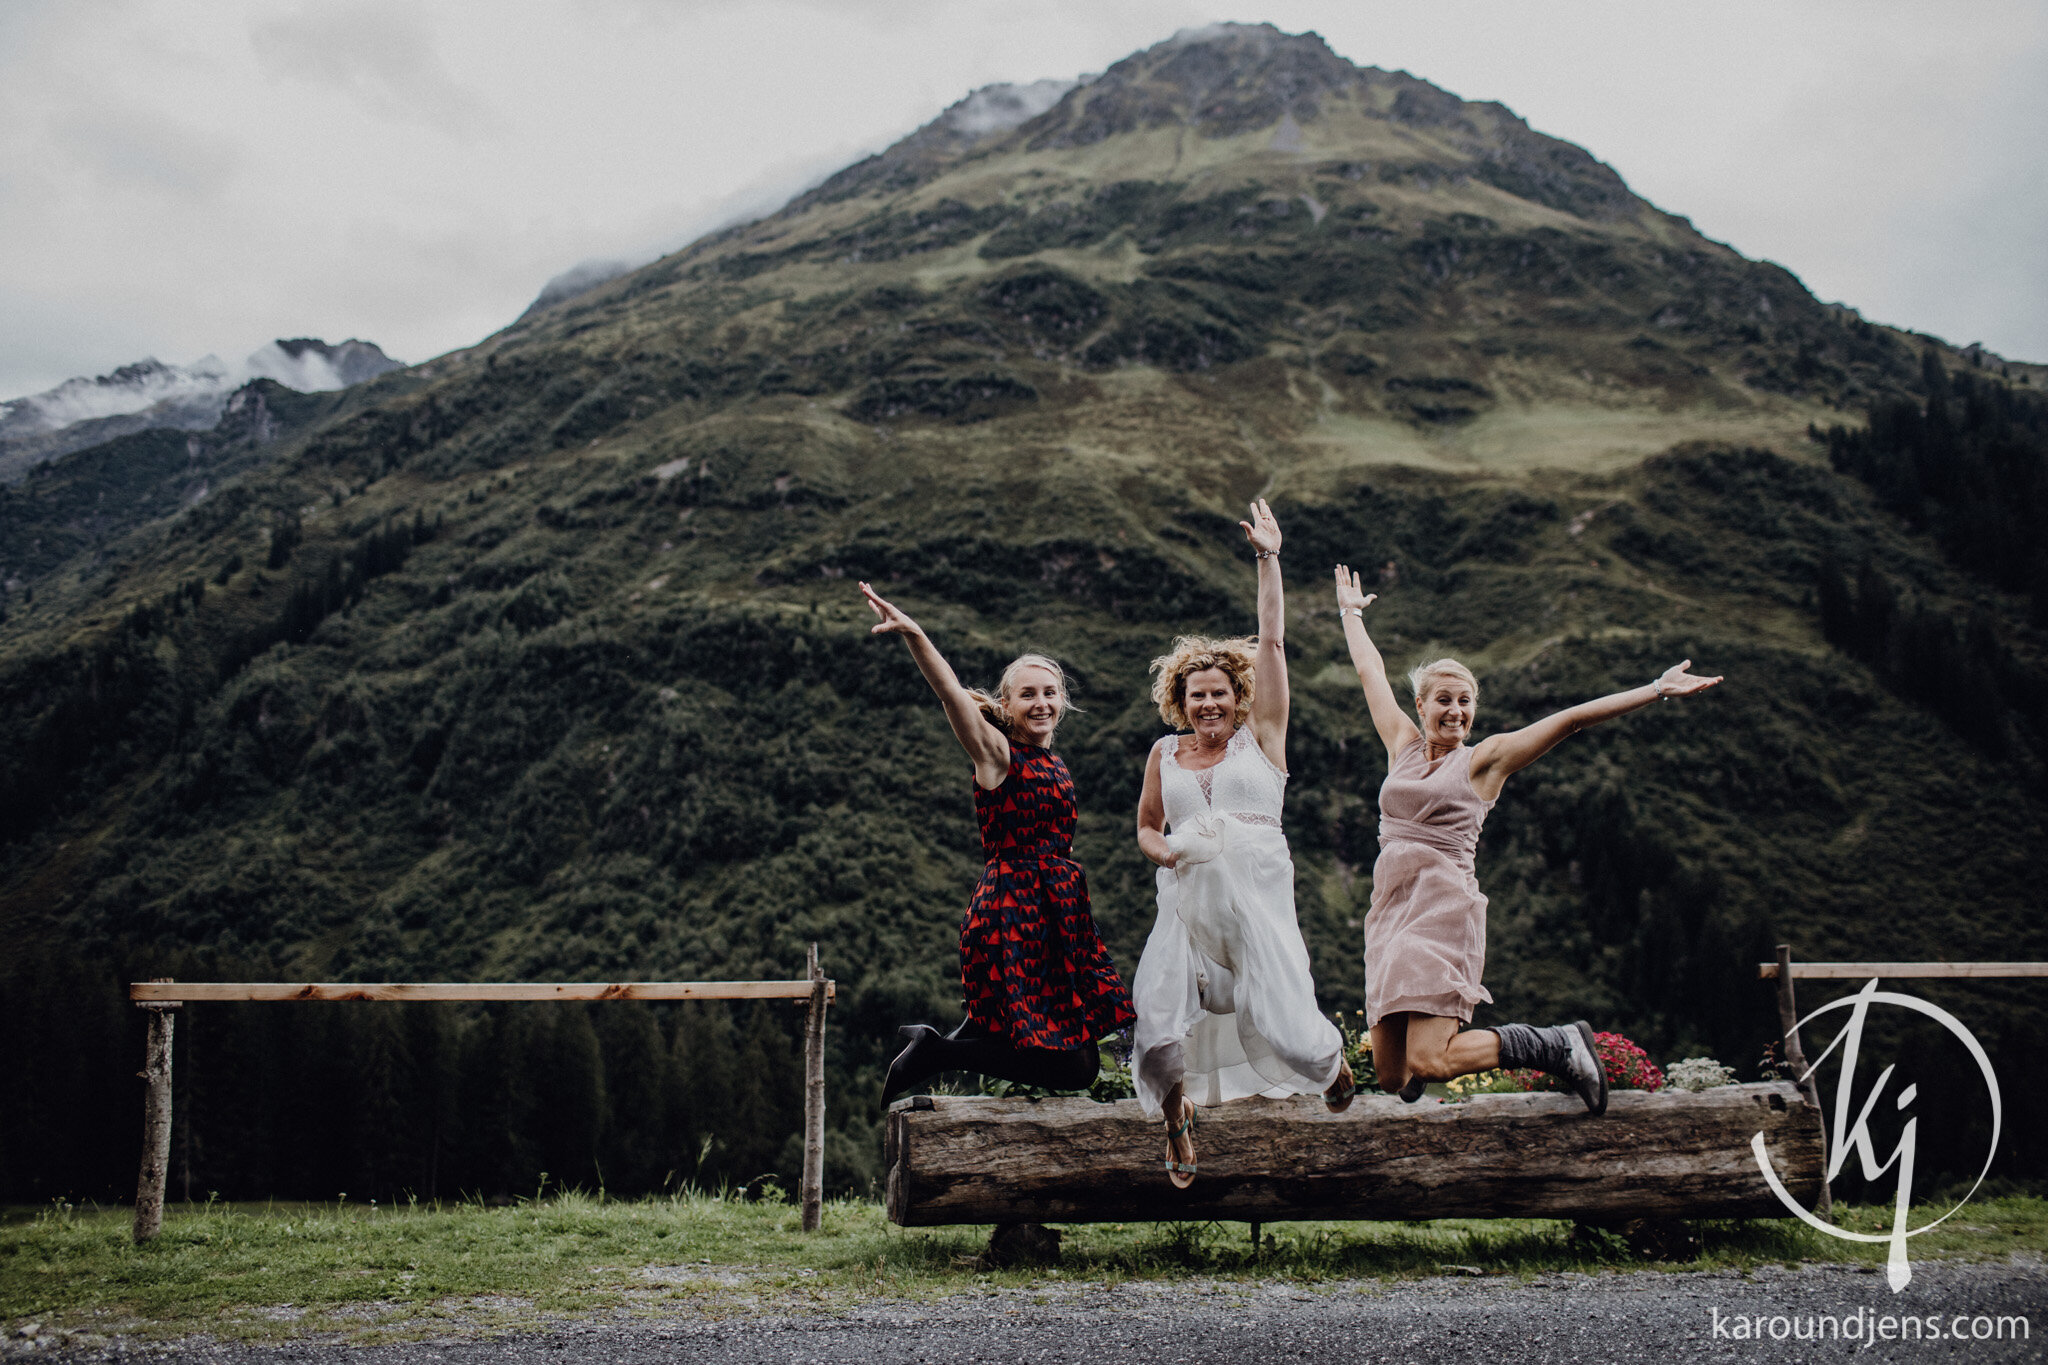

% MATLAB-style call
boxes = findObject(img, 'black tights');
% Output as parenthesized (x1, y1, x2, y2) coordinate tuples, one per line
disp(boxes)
(912, 1019, 1100, 1091)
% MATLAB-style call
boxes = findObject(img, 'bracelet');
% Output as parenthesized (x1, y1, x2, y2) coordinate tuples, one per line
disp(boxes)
(1651, 678, 1668, 700)
(1339, 606, 1363, 619)
(1255, 549, 1279, 560)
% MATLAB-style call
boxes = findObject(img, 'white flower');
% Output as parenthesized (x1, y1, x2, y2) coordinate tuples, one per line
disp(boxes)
(1664, 1056, 1737, 1092)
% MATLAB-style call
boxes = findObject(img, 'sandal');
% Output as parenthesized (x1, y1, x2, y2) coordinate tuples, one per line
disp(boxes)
(1324, 1056, 1357, 1113)
(1162, 1098, 1198, 1189)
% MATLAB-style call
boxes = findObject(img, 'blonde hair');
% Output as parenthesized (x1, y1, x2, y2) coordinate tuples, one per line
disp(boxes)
(1149, 635, 1256, 731)
(969, 653, 1076, 737)
(1408, 657, 1480, 707)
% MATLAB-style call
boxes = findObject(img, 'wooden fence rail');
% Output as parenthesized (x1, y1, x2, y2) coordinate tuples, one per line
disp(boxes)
(129, 980, 836, 1003)
(1758, 962, 2048, 980)
(1758, 947, 2046, 1220)
(126, 952, 834, 1244)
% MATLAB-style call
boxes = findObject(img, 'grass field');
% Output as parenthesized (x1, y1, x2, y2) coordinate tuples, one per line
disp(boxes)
(4, 1194, 2044, 1346)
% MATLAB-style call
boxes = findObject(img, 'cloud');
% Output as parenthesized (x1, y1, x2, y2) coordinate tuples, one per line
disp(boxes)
(50, 109, 238, 199)
(249, 2, 499, 137)
(938, 78, 1080, 138)
(518, 134, 904, 317)
(2, 0, 2042, 404)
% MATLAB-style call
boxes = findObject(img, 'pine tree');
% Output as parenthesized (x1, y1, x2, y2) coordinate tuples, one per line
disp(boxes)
(536, 1006, 604, 1192)
(595, 1003, 669, 1193)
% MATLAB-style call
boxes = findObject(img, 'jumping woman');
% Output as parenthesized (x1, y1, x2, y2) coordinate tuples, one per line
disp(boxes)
(1132, 501, 1355, 1189)
(862, 582, 1135, 1103)
(1333, 564, 1721, 1114)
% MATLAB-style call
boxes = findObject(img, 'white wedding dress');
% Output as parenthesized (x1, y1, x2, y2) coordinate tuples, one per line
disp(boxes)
(1131, 725, 1344, 1119)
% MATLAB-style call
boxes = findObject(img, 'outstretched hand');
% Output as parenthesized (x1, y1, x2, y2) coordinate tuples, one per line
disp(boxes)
(1333, 564, 1377, 615)
(1240, 498, 1282, 555)
(859, 581, 921, 637)
(1655, 659, 1722, 699)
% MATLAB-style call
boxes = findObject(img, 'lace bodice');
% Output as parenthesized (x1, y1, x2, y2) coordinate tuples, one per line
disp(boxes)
(1156, 726, 1286, 831)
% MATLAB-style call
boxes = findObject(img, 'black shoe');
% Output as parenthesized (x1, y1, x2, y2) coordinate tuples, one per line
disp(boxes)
(1562, 1021, 1608, 1116)
(884, 1025, 944, 1104)
(1399, 1077, 1427, 1104)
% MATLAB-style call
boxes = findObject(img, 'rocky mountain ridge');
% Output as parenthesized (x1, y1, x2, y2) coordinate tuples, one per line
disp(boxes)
(0, 338, 402, 482)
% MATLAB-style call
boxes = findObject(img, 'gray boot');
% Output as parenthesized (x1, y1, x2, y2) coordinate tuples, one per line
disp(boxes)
(1493, 1021, 1607, 1116)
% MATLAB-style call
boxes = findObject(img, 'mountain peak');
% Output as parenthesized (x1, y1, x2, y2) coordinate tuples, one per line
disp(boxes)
(756, 24, 1632, 229)
(1019, 23, 1389, 149)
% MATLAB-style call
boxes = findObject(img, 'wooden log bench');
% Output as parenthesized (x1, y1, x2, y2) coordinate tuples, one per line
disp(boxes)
(886, 1082, 1822, 1227)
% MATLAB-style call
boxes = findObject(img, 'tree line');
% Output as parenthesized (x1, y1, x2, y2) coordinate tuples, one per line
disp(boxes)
(0, 946, 866, 1206)
(1821, 354, 2048, 624)
(1817, 356, 2048, 789)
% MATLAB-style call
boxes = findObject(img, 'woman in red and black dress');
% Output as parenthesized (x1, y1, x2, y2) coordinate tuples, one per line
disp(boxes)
(861, 582, 1135, 1101)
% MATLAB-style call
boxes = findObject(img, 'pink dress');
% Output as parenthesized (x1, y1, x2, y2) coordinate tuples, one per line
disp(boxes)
(1362, 740, 1496, 1027)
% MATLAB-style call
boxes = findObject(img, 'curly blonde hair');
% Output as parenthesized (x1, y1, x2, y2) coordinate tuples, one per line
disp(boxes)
(968, 653, 1077, 737)
(1408, 657, 1479, 707)
(1149, 635, 1256, 731)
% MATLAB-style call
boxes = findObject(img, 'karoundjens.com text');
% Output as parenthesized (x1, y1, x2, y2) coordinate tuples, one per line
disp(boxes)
(1711, 1308, 2029, 1343)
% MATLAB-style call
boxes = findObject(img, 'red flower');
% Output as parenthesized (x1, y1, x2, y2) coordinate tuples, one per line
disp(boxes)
(1508, 1030, 1665, 1093)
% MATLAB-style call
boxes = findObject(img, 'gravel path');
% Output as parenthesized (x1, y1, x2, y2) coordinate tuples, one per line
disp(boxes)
(13, 1258, 2044, 1364)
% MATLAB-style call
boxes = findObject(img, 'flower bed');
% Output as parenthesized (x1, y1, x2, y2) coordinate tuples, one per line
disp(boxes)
(1509, 1030, 1665, 1093)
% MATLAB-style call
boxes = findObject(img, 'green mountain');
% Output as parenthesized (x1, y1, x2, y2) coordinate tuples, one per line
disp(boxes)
(4, 24, 2044, 1204)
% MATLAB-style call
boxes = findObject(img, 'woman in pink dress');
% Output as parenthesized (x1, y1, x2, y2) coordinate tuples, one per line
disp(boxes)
(1332, 564, 1721, 1113)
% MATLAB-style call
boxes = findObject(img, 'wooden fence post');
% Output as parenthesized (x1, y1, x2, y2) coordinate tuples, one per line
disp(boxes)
(133, 979, 179, 1244)
(801, 943, 827, 1232)
(1775, 945, 1832, 1217)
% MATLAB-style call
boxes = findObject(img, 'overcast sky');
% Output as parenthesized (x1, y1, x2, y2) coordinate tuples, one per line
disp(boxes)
(3, 1, 2044, 400)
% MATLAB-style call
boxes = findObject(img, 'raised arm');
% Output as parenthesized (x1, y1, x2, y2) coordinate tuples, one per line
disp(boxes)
(1242, 498, 1289, 771)
(860, 581, 1011, 789)
(1468, 659, 1722, 802)
(1335, 564, 1420, 764)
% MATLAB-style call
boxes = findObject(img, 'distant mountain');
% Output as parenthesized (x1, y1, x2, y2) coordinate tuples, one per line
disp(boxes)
(0, 338, 403, 482)
(3, 23, 2045, 1204)
(0, 379, 353, 592)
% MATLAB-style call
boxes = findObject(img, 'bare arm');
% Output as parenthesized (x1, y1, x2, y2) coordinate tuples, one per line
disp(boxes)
(1334, 564, 1420, 764)
(1242, 498, 1289, 771)
(1469, 659, 1723, 802)
(860, 581, 1011, 789)
(1136, 744, 1176, 869)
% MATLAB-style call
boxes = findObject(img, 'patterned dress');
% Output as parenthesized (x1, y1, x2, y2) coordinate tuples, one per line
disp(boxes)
(960, 742, 1136, 1049)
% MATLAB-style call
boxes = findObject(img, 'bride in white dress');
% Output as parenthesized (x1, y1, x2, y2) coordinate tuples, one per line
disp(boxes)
(1133, 500, 1354, 1188)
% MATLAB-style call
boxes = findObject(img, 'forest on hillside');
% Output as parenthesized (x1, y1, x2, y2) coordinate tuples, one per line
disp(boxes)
(5, 359, 2046, 1207)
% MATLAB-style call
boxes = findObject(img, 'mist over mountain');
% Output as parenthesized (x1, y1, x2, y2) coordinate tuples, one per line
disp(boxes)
(516, 76, 1086, 322)
(0, 339, 402, 483)
(3, 24, 2043, 1204)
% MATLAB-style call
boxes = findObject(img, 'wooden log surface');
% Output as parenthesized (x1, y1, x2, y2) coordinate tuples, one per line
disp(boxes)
(887, 1083, 1822, 1226)
(1757, 962, 2048, 979)
(129, 981, 835, 1003)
